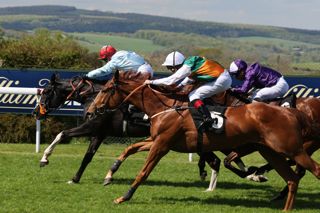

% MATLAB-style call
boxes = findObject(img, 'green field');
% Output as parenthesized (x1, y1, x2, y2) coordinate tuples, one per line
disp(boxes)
(229, 36, 320, 49)
(69, 32, 165, 53)
(0, 143, 319, 213)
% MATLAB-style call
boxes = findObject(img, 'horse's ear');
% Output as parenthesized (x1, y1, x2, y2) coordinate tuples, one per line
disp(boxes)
(50, 74, 56, 83)
(114, 70, 119, 81)
(50, 72, 60, 82)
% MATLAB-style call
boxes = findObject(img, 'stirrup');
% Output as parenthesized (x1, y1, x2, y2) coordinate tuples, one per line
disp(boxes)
(198, 119, 214, 131)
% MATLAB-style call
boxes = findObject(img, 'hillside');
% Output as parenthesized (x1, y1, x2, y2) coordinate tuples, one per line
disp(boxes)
(0, 5, 319, 45)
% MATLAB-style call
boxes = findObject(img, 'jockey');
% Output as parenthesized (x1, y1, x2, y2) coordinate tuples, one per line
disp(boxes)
(229, 59, 289, 102)
(144, 51, 232, 126)
(85, 45, 154, 80)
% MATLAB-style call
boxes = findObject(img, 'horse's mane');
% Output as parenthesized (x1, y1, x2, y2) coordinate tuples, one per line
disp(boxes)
(119, 71, 189, 102)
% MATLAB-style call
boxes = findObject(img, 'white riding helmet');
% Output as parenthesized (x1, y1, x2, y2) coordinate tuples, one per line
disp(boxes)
(162, 51, 185, 66)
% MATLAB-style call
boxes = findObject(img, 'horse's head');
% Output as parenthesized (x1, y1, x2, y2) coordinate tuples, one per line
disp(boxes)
(86, 70, 148, 118)
(33, 73, 71, 119)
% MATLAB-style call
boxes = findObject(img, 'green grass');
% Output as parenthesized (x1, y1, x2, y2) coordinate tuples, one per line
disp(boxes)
(0, 143, 319, 213)
(228, 36, 320, 49)
(292, 63, 320, 71)
(68, 32, 165, 53)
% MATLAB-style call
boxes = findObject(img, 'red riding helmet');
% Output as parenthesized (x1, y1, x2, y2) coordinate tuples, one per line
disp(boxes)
(98, 45, 117, 61)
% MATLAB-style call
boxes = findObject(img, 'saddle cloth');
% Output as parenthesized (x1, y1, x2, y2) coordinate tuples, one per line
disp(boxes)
(189, 104, 227, 134)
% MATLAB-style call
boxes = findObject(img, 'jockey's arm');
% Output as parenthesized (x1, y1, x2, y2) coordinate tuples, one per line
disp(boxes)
(151, 65, 191, 86)
(87, 60, 117, 79)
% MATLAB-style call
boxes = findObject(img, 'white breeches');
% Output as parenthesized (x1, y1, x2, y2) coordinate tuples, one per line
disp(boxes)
(252, 77, 289, 100)
(137, 63, 154, 78)
(189, 70, 232, 102)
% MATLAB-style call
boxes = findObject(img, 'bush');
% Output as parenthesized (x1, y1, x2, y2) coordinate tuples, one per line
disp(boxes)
(0, 114, 79, 143)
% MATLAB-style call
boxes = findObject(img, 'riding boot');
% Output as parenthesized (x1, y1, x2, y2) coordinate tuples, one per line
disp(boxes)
(192, 99, 214, 128)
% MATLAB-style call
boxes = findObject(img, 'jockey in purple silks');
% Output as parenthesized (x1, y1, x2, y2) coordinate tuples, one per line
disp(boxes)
(229, 59, 289, 102)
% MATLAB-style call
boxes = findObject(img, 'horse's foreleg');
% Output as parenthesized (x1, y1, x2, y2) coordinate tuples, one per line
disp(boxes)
(197, 154, 207, 181)
(198, 152, 221, 191)
(40, 131, 66, 167)
(69, 136, 103, 184)
(104, 138, 153, 186)
(114, 142, 169, 204)
(40, 122, 94, 167)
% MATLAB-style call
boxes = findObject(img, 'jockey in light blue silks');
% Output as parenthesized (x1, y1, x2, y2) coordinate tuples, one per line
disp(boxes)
(86, 45, 153, 80)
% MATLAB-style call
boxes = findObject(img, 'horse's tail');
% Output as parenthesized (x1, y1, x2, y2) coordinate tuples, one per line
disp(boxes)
(291, 108, 320, 141)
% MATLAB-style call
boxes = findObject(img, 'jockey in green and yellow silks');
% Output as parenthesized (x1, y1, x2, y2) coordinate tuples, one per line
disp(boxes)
(145, 52, 232, 128)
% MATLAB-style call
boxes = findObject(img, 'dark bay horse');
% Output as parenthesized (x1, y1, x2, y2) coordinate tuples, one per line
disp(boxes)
(88, 70, 320, 211)
(34, 74, 150, 184)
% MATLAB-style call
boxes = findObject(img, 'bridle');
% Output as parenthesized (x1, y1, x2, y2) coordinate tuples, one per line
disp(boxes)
(38, 77, 94, 115)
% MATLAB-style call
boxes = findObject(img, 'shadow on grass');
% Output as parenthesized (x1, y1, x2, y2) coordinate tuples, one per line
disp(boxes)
(95, 177, 275, 191)
(102, 178, 320, 208)
(157, 195, 320, 210)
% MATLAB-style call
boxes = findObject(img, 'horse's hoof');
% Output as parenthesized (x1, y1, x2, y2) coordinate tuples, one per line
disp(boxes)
(204, 188, 215, 192)
(39, 161, 49, 167)
(270, 193, 286, 202)
(67, 180, 79, 184)
(114, 197, 125, 204)
(103, 177, 113, 186)
(246, 173, 268, 182)
(200, 171, 207, 181)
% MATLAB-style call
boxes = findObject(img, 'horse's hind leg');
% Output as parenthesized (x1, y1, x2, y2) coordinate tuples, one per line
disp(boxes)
(258, 145, 300, 211)
(104, 137, 153, 186)
(293, 151, 320, 179)
(70, 136, 103, 184)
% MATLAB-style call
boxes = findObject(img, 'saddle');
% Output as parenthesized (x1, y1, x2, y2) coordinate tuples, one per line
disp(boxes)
(189, 102, 227, 134)
(257, 93, 297, 108)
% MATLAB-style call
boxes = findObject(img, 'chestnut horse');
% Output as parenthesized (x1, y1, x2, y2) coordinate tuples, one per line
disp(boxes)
(210, 90, 320, 199)
(35, 74, 232, 188)
(208, 91, 320, 183)
(87, 70, 320, 211)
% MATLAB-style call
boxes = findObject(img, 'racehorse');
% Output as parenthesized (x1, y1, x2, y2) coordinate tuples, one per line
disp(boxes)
(34, 74, 150, 184)
(35, 74, 239, 187)
(87, 70, 320, 210)
(210, 90, 320, 199)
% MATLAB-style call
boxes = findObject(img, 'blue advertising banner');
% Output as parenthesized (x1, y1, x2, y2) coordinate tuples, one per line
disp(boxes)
(0, 69, 319, 116)
(0, 69, 86, 116)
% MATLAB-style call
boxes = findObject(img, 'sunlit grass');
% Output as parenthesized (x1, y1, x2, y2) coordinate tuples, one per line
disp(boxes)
(0, 143, 319, 212)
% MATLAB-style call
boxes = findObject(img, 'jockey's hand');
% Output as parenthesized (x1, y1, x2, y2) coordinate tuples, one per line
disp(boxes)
(81, 74, 91, 80)
(144, 80, 152, 85)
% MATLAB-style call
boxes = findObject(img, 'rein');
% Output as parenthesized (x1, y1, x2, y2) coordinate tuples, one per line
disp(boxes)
(96, 82, 189, 118)
(66, 78, 93, 100)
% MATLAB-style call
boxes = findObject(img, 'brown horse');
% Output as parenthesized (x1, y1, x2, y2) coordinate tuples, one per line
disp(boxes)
(212, 91, 320, 173)
(87, 71, 320, 211)
(210, 90, 320, 199)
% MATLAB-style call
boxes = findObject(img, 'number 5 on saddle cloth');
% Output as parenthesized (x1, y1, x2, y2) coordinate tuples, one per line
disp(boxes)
(189, 103, 226, 134)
